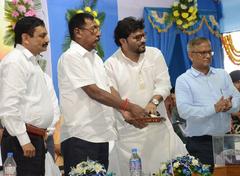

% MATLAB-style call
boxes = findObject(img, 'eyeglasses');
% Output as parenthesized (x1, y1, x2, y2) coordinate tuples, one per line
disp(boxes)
(191, 51, 214, 57)
(80, 26, 100, 34)
(130, 33, 147, 42)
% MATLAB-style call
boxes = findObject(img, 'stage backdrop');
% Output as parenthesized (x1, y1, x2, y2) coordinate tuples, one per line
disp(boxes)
(0, 1, 12, 59)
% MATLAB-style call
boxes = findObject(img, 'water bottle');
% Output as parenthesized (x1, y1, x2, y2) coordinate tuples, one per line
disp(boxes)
(3, 152, 17, 176)
(129, 148, 142, 176)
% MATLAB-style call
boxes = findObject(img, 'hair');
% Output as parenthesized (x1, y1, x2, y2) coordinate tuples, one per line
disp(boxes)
(187, 37, 211, 52)
(68, 13, 94, 40)
(230, 70, 240, 83)
(14, 16, 45, 46)
(114, 17, 144, 46)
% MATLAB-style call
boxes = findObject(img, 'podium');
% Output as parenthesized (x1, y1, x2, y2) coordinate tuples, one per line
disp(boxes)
(212, 135, 240, 176)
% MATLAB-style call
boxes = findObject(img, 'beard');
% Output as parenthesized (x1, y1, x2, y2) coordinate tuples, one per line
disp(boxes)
(136, 43, 146, 54)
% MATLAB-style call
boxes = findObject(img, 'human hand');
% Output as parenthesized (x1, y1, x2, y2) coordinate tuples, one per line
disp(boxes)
(121, 106, 148, 129)
(215, 96, 232, 113)
(222, 96, 232, 112)
(22, 142, 36, 158)
(145, 102, 157, 115)
(214, 96, 226, 113)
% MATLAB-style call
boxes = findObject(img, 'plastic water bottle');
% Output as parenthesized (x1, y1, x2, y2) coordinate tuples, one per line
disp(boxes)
(3, 152, 16, 176)
(129, 148, 142, 176)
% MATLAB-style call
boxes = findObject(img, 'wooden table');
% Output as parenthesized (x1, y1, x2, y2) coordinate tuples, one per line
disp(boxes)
(213, 165, 240, 176)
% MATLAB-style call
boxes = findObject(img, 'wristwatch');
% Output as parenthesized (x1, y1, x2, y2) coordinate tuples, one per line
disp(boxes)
(151, 98, 160, 106)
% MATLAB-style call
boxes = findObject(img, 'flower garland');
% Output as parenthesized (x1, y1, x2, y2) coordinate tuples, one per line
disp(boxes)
(63, 0, 105, 58)
(171, 0, 199, 30)
(154, 155, 212, 176)
(69, 160, 106, 176)
(4, 0, 36, 46)
(222, 35, 240, 65)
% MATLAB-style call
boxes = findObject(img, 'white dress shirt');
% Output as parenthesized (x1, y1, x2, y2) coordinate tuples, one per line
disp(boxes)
(0, 45, 54, 146)
(58, 41, 117, 143)
(105, 47, 187, 175)
(44, 73, 60, 135)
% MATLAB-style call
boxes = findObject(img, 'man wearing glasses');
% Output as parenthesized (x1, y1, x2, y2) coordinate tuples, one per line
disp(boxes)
(175, 37, 240, 172)
(58, 13, 147, 175)
(105, 17, 187, 175)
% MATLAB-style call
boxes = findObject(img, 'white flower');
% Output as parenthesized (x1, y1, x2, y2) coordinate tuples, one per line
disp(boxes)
(192, 159, 199, 166)
(173, 1, 179, 6)
(160, 164, 167, 170)
(189, 155, 195, 159)
(173, 161, 180, 168)
(69, 160, 106, 176)
(180, 4, 187, 9)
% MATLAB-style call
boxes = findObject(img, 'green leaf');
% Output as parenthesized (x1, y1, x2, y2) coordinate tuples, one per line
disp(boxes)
(62, 35, 71, 52)
(83, 0, 90, 7)
(96, 42, 104, 58)
(3, 29, 15, 46)
(97, 12, 105, 26)
(66, 9, 78, 21)
(91, 0, 97, 9)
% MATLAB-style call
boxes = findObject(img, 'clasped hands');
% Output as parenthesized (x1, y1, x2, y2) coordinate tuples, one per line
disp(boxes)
(214, 96, 232, 113)
(121, 102, 159, 129)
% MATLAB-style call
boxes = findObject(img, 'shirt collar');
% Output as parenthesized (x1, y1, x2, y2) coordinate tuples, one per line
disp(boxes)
(70, 40, 97, 57)
(16, 44, 35, 60)
(118, 48, 144, 64)
(190, 66, 216, 77)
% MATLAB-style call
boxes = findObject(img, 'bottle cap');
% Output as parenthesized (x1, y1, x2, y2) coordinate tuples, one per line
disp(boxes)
(7, 152, 13, 157)
(132, 148, 137, 153)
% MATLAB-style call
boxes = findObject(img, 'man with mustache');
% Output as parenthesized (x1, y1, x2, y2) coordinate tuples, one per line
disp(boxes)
(105, 17, 187, 175)
(175, 37, 240, 172)
(0, 16, 53, 176)
(58, 13, 147, 175)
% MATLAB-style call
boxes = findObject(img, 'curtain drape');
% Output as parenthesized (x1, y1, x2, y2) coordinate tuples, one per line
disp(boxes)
(144, 7, 223, 86)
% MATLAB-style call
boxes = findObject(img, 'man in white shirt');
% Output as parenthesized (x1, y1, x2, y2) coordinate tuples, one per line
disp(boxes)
(105, 17, 187, 175)
(0, 17, 53, 176)
(38, 58, 61, 160)
(58, 13, 148, 175)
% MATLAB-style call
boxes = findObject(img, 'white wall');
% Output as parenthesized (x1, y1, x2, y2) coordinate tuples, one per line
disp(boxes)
(117, 0, 174, 19)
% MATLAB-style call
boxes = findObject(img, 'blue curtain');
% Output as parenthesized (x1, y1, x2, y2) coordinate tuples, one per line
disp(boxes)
(144, 8, 177, 66)
(144, 7, 224, 87)
(178, 10, 224, 70)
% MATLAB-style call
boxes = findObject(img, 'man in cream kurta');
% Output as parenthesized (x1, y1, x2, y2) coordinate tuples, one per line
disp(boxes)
(105, 17, 187, 175)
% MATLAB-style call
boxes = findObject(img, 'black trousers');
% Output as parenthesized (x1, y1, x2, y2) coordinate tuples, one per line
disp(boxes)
(61, 137, 109, 176)
(1, 129, 46, 176)
(46, 135, 55, 161)
(186, 135, 214, 173)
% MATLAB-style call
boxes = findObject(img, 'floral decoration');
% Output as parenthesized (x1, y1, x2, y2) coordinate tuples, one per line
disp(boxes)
(154, 155, 212, 176)
(171, 0, 199, 30)
(69, 160, 107, 176)
(4, 0, 36, 46)
(63, 0, 105, 58)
